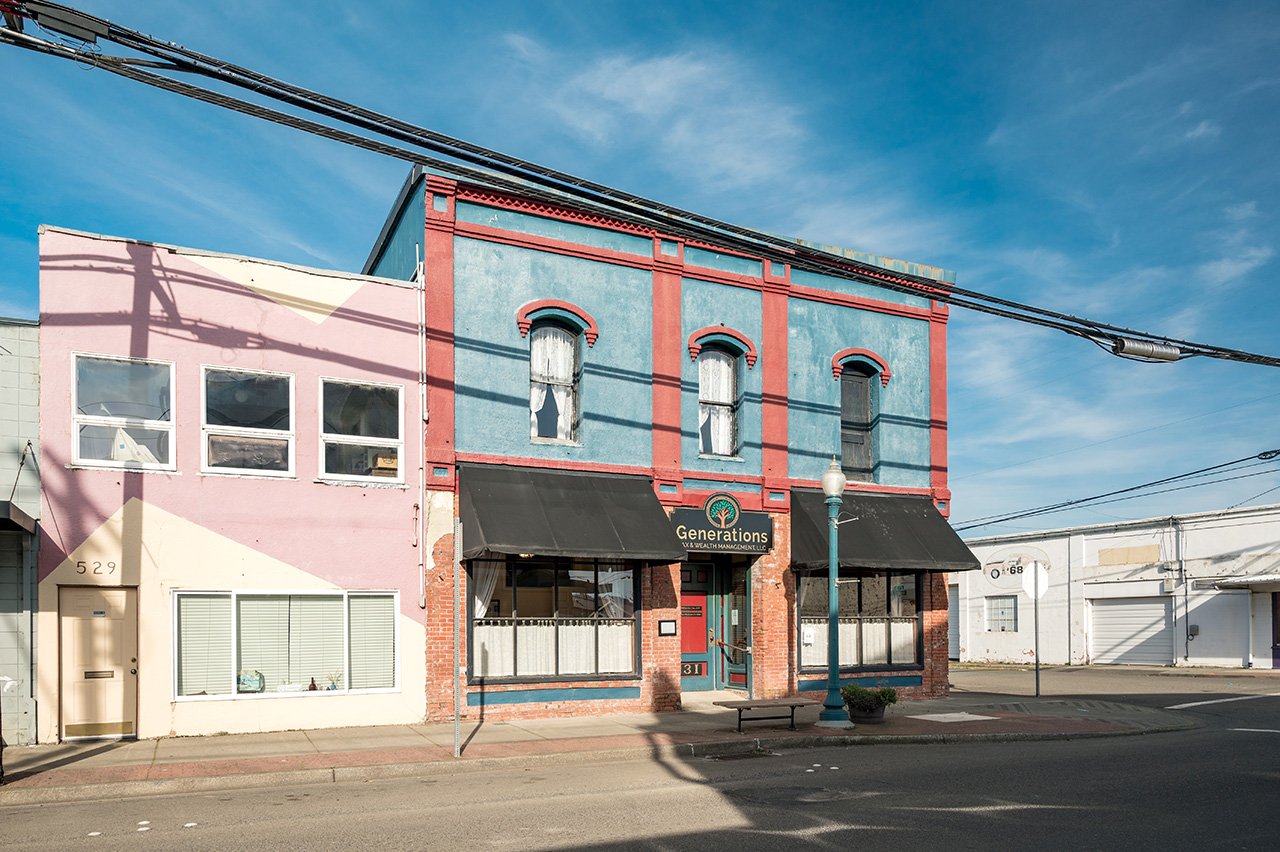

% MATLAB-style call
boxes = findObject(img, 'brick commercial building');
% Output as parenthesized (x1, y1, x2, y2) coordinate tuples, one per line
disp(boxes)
(364, 168, 978, 721)
(32, 169, 976, 741)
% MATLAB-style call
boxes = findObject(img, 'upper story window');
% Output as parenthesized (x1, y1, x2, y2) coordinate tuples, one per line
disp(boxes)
(832, 349, 889, 482)
(320, 379, 403, 482)
(840, 365, 874, 481)
(202, 367, 294, 476)
(698, 347, 738, 457)
(530, 323, 579, 442)
(73, 354, 175, 470)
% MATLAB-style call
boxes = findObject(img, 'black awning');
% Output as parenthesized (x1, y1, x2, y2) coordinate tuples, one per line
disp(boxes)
(459, 464, 687, 562)
(790, 488, 979, 573)
(0, 502, 36, 535)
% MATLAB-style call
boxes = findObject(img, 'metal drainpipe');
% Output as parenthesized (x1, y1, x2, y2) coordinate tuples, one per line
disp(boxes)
(417, 243, 428, 610)
(1174, 518, 1189, 662)
(1066, 533, 1072, 666)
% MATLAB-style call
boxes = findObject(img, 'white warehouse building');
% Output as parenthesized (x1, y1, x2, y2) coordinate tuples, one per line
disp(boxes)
(955, 503, 1280, 669)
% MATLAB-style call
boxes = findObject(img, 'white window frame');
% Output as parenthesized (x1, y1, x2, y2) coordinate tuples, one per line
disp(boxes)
(986, 595, 1018, 632)
(172, 589, 400, 701)
(317, 376, 405, 484)
(697, 347, 740, 458)
(71, 352, 176, 471)
(529, 322, 580, 444)
(200, 365, 296, 477)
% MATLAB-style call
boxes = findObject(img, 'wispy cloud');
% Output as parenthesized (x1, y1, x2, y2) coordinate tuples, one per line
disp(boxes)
(509, 38, 806, 191)
(1184, 120, 1221, 141)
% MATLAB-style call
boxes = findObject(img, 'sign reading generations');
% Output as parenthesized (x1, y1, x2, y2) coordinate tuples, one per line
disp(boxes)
(671, 493, 774, 555)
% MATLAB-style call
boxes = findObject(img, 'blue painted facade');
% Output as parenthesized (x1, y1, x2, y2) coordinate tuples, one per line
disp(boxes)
(363, 166, 960, 718)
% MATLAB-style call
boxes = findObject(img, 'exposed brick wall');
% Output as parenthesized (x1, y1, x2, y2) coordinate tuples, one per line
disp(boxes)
(422, 494, 685, 721)
(793, 569, 950, 702)
(750, 509, 793, 698)
(424, 491, 951, 721)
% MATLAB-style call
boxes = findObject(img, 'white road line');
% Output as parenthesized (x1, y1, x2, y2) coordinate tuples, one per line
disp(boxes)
(1231, 728, 1280, 734)
(1165, 692, 1280, 710)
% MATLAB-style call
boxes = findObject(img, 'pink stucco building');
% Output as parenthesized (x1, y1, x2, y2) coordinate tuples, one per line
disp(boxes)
(37, 226, 440, 740)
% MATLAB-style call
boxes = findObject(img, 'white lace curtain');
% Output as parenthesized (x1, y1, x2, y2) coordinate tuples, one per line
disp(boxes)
(698, 349, 736, 455)
(530, 325, 576, 440)
(470, 560, 503, 619)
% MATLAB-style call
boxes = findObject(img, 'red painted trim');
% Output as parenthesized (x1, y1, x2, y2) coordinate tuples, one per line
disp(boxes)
(831, 348, 892, 386)
(762, 289, 789, 491)
(652, 269, 683, 486)
(456, 186, 660, 239)
(788, 480, 936, 498)
(681, 264, 765, 290)
(687, 326, 758, 368)
(423, 186, 457, 480)
(454, 453, 655, 479)
(681, 489, 764, 512)
(680, 471, 765, 485)
(516, 299, 599, 347)
(789, 283, 934, 321)
(455, 221, 654, 273)
(928, 300, 950, 514)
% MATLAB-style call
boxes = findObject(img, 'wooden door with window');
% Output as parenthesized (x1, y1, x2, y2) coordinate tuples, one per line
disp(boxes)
(60, 587, 137, 739)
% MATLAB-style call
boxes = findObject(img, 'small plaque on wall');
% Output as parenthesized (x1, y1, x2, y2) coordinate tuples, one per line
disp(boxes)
(658, 620, 677, 636)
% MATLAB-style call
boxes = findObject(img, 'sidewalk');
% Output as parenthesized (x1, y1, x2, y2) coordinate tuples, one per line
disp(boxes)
(0, 690, 1194, 805)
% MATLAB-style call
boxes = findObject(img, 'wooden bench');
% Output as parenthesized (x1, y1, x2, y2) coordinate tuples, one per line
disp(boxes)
(712, 698, 819, 734)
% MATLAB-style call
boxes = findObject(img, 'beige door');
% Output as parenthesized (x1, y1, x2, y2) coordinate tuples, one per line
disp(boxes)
(60, 587, 138, 739)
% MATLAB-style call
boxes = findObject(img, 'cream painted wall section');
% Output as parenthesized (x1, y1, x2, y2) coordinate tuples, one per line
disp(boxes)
(185, 255, 367, 325)
(37, 498, 426, 742)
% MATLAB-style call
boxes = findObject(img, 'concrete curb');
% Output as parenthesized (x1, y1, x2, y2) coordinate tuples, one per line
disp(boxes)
(0, 721, 1195, 806)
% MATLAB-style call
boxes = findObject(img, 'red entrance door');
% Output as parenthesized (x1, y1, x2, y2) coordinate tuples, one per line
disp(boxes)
(680, 590, 713, 690)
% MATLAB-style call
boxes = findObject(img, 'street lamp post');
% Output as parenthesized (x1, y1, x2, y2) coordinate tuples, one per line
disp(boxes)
(816, 457, 853, 728)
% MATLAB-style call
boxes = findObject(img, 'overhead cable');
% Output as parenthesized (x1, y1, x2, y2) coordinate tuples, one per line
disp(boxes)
(953, 449, 1280, 532)
(4, 2, 1280, 367)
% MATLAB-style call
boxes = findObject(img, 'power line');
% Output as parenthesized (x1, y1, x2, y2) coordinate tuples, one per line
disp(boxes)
(953, 449, 1280, 532)
(4, 2, 1280, 369)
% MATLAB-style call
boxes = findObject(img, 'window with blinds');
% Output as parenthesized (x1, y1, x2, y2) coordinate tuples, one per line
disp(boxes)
(174, 591, 397, 698)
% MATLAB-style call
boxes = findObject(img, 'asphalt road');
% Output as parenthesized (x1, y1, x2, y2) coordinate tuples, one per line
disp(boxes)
(3, 668, 1278, 852)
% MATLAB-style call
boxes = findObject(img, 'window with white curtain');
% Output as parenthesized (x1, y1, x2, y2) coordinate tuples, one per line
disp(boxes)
(698, 348, 738, 456)
(174, 590, 397, 698)
(73, 354, 175, 469)
(529, 324, 578, 442)
(469, 557, 638, 681)
(797, 569, 922, 670)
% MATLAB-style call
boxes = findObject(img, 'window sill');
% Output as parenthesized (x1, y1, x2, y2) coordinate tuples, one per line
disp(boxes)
(315, 477, 410, 489)
(200, 469, 297, 480)
(467, 673, 642, 686)
(66, 463, 179, 475)
(174, 687, 400, 702)
(530, 437, 583, 448)
(799, 664, 924, 674)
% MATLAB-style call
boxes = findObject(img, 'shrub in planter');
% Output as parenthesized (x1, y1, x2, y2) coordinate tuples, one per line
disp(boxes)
(840, 685, 898, 716)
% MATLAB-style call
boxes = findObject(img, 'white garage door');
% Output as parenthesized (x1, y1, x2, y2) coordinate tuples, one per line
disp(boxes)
(1090, 597, 1173, 665)
(948, 584, 960, 660)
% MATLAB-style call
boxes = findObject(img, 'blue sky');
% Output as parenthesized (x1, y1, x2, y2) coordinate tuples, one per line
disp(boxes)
(2, 1, 1278, 535)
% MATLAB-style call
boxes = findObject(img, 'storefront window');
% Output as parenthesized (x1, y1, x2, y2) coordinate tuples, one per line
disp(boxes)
(174, 591, 397, 698)
(797, 568, 922, 670)
(470, 557, 638, 681)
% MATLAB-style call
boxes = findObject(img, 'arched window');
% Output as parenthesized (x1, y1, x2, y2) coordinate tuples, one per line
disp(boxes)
(840, 362, 875, 480)
(698, 347, 738, 456)
(530, 323, 579, 441)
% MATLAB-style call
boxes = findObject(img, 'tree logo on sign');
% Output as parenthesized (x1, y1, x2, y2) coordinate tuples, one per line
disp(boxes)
(704, 493, 740, 529)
